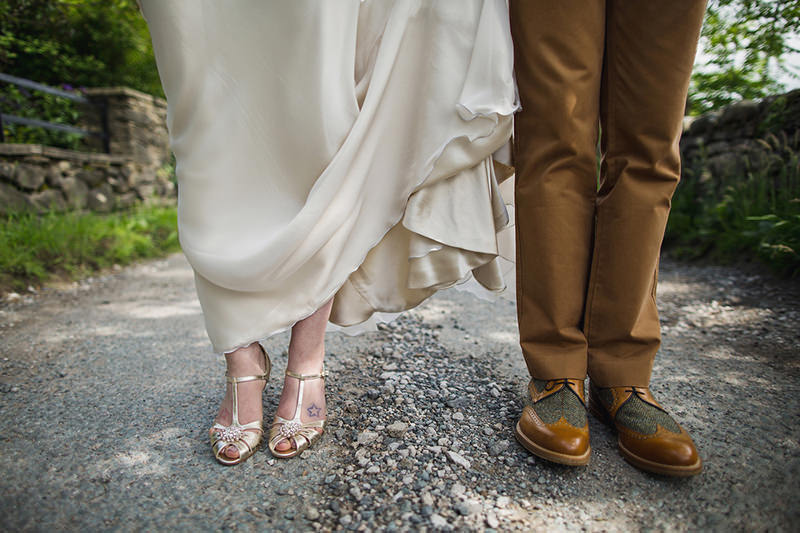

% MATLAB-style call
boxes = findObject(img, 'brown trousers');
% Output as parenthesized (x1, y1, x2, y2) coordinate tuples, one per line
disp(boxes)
(510, 1, 706, 387)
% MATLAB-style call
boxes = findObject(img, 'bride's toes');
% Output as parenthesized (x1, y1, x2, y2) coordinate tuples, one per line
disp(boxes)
(274, 438, 294, 452)
(223, 445, 240, 459)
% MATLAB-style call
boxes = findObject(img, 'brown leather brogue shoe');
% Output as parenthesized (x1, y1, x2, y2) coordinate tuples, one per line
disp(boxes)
(588, 382, 702, 477)
(515, 378, 591, 466)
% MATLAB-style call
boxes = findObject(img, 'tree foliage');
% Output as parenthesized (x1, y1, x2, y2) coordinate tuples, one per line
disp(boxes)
(0, 0, 161, 96)
(691, 0, 800, 114)
(0, 1, 798, 116)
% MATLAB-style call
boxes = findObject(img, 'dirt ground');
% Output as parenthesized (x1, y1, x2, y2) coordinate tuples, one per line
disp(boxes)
(1, 253, 798, 531)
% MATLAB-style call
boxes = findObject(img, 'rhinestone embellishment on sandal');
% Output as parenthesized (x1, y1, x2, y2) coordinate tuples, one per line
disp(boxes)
(217, 426, 244, 443)
(279, 421, 302, 438)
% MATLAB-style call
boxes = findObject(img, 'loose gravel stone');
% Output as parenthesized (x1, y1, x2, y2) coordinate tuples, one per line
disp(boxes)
(356, 431, 380, 446)
(445, 451, 471, 470)
(305, 506, 320, 521)
(386, 421, 409, 438)
(488, 439, 511, 457)
(430, 513, 449, 528)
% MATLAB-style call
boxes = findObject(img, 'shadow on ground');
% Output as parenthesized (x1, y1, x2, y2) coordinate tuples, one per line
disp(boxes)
(0, 254, 798, 531)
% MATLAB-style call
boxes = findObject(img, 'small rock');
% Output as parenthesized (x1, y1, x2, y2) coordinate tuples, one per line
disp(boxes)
(486, 512, 500, 528)
(446, 397, 468, 409)
(446, 450, 471, 469)
(430, 514, 449, 528)
(387, 421, 409, 438)
(465, 501, 483, 515)
(357, 430, 380, 446)
(366, 466, 380, 474)
(488, 439, 511, 457)
(305, 506, 320, 521)
(5, 293, 21, 303)
(497, 496, 510, 508)
(450, 483, 466, 497)
(452, 412, 465, 421)
(339, 514, 352, 526)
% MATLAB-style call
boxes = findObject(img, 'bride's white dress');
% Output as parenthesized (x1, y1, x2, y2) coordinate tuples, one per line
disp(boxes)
(141, 0, 517, 353)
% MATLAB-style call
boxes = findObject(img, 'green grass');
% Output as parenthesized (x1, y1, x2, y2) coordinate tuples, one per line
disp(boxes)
(0, 204, 180, 292)
(666, 132, 800, 277)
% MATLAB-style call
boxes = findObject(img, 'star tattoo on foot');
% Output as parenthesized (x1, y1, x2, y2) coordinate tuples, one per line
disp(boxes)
(307, 403, 322, 418)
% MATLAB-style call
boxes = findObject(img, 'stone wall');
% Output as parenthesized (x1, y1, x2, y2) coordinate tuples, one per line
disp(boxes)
(0, 86, 173, 214)
(680, 89, 800, 186)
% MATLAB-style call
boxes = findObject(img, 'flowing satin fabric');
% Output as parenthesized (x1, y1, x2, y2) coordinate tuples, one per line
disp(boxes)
(141, 0, 517, 353)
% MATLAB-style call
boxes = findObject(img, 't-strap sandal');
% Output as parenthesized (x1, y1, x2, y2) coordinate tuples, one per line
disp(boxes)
(268, 367, 327, 459)
(210, 345, 271, 466)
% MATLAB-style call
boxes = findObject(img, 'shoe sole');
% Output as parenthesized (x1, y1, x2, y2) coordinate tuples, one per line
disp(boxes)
(514, 421, 591, 466)
(618, 441, 702, 477)
(588, 394, 703, 477)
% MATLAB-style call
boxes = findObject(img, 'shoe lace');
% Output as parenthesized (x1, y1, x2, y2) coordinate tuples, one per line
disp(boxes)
(544, 378, 572, 391)
(624, 386, 646, 398)
(543, 379, 585, 407)
(623, 386, 669, 414)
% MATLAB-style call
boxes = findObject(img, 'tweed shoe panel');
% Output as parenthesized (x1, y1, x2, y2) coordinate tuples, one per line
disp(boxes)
(615, 393, 682, 434)
(528, 386, 587, 427)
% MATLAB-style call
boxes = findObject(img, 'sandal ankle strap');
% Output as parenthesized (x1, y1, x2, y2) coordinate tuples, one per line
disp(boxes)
(285, 366, 327, 381)
(224, 344, 271, 384)
(226, 373, 269, 384)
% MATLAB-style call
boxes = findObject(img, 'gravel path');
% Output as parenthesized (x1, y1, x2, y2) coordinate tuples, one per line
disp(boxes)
(1, 253, 798, 532)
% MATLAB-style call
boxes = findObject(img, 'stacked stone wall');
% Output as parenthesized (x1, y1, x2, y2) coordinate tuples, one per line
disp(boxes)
(680, 89, 800, 185)
(0, 86, 173, 214)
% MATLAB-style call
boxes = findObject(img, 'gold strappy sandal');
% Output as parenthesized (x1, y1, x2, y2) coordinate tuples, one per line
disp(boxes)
(268, 367, 327, 459)
(210, 344, 271, 466)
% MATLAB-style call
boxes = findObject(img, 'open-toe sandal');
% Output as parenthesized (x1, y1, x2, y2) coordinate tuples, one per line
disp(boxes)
(210, 344, 271, 466)
(268, 366, 327, 459)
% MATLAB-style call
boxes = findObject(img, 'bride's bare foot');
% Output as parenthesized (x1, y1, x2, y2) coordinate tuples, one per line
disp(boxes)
(211, 342, 268, 460)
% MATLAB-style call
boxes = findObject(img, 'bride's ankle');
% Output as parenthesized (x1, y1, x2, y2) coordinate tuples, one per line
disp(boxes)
(225, 342, 266, 375)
